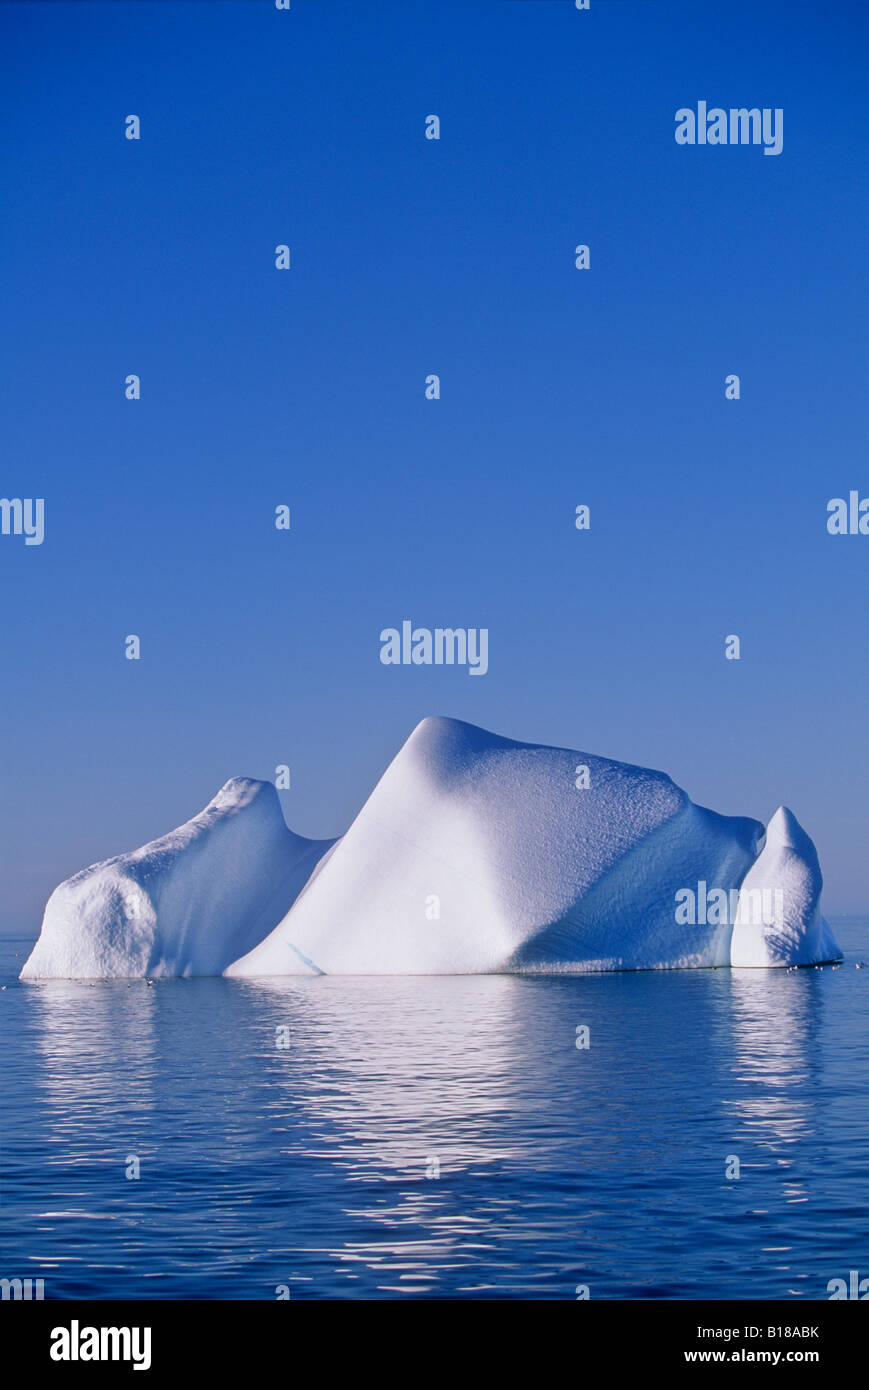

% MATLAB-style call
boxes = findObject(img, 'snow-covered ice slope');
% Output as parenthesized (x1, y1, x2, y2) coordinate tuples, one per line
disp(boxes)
(729, 806, 841, 967)
(20, 779, 335, 978)
(22, 718, 841, 980)
(227, 716, 834, 977)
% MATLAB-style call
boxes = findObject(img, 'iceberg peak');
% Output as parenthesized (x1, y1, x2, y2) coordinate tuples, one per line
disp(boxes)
(20, 776, 335, 979)
(729, 805, 840, 968)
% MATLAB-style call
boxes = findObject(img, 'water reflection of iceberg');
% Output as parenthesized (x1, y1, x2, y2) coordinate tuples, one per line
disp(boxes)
(233, 974, 548, 1294)
(23, 980, 160, 1283)
(722, 971, 823, 1202)
(244, 974, 532, 1169)
(30, 979, 158, 1124)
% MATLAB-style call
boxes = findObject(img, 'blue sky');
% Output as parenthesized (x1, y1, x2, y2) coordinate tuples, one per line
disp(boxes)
(1, 0, 867, 927)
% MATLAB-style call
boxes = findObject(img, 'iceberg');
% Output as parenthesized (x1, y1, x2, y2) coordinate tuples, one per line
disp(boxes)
(729, 806, 841, 967)
(228, 716, 841, 977)
(20, 717, 842, 979)
(19, 778, 335, 979)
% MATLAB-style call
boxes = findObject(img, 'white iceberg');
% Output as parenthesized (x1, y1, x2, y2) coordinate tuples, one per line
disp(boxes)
(729, 806, 841, 967)
(20, 778, 334, 979)
(20, 718, 842, 980)
(228, 717, 841, 975)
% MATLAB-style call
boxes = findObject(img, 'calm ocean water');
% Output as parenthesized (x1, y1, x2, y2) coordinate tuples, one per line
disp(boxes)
(2, 922, 867, 1301)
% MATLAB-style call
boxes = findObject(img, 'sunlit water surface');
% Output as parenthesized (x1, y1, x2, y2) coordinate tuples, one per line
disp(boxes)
(2, 922, 867, 1299)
